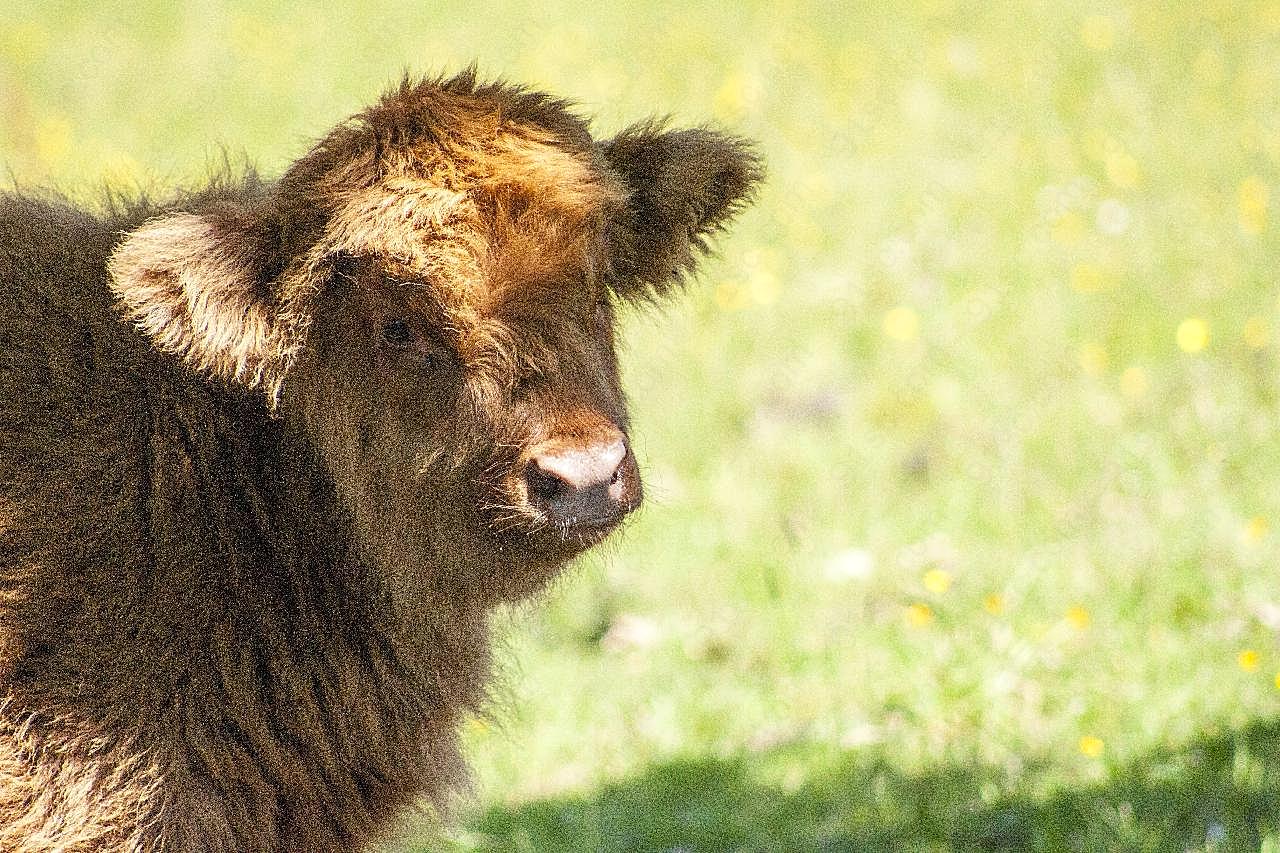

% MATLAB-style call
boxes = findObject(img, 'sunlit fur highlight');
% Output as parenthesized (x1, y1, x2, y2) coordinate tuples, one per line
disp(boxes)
(109, 213, 288, 389)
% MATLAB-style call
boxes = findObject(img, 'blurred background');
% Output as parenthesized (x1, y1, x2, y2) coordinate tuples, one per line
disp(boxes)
(5, 1, 1280, 850)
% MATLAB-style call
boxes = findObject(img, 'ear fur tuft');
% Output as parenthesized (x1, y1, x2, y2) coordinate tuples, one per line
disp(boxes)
(602, 123, 763, 299)
(107, 211, 290, 393)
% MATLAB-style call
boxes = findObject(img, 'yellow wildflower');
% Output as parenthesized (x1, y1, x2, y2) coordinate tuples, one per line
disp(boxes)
(983, 594, 1006, 615)
(1106, 147, 1140, 188)
(1239, 649, 1261, 672)
(883, 306, 920, 342)
(1176, 318, 1209, 353)
(906, 602, 934, 627)
(923, 569, 953, 595)
(1066, 606, 1090, 630)
(1079, 735, 1105, 758)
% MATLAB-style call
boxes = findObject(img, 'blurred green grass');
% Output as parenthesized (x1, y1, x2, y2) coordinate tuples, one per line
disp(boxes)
(6, 1, 1280, 850)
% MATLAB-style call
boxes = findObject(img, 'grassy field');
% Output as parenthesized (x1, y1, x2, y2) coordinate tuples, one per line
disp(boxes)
(6, 1, 1280, 850)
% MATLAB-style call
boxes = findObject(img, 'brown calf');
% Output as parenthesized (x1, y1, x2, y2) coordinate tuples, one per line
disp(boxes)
(0, 70, 760, 851)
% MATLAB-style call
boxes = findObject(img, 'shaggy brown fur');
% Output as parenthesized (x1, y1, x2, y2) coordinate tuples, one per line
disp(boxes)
(0, 70, 760, 852)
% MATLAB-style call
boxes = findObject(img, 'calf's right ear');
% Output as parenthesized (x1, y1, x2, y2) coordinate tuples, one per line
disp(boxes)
(108, 209, 297, 394)
(601, 123, 763, 300)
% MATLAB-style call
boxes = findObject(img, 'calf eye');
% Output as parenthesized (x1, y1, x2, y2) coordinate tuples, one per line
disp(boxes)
(378, 317, 454, 376)
(382, 320, 414, 345)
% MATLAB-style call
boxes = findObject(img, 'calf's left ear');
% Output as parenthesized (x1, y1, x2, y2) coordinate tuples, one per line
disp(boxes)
(108, 207, 301, 397)
(601, 123, 763, 299)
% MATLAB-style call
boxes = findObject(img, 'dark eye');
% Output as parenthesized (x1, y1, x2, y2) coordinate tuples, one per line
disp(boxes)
(382, 319, 414, 345)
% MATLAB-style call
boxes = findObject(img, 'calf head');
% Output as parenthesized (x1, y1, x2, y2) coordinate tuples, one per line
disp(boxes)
(108, 72, 761, 605)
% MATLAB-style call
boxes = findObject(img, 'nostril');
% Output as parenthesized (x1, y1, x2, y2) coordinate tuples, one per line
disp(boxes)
(526, 461, 568, 504)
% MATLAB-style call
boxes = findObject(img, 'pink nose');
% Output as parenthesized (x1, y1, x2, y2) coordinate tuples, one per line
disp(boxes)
(524, 437, 638, 528)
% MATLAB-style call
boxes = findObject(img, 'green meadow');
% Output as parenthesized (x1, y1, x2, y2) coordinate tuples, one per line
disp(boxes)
(5, 1, 1280, 849)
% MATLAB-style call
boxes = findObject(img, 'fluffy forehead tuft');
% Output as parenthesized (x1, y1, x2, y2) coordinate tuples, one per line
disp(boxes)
(278, 70, 623, 225)
(282, 70, 626, 322)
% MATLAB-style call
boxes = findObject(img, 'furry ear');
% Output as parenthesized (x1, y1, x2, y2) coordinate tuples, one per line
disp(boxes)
(108, 209, 292, 391)
(601, 123, 762, 299)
